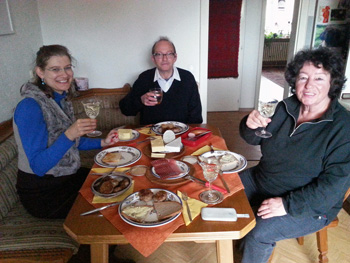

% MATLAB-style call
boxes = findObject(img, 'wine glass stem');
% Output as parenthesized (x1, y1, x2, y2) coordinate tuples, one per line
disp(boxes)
(207, 181, 213, 198)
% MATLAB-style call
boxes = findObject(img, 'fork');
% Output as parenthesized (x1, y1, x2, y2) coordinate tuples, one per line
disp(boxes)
(182, 192, 192, 222)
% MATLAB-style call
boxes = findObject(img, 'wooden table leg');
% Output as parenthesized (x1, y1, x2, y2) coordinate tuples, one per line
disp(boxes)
(91, 243, 109, 263)
(217, 240, 234, 263)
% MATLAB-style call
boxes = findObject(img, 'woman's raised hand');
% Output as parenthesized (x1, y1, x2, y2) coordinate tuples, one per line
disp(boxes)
(65, 119, 97, 141)
(101, 129, 119, 147)
(246, 110, 272, 130)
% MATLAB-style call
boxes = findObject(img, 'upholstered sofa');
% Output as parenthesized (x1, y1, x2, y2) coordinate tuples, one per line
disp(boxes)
(0, 85, 137, 262)
(0, 119, 79, 263)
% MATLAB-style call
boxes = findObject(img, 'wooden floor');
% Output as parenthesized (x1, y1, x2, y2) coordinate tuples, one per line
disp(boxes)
(68, 111, 350, 263)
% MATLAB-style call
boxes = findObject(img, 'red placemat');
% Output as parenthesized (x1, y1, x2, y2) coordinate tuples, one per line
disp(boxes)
(79, 135, 244, 257)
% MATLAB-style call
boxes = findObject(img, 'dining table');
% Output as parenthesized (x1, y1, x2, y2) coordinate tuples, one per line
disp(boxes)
(63, 124, 256, 263)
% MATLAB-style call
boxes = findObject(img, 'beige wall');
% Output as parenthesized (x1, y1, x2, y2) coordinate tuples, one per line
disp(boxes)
(0, 0, 43, 122)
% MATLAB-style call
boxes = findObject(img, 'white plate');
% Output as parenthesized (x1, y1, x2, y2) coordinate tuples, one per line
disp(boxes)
(152, 121, 189, 135)
(200, 151, 247, 174)
(116, 129, 140, 142)
(151, 160, 189, 180)
(95, 146, 142, 168)
(118, 188, 182, 228)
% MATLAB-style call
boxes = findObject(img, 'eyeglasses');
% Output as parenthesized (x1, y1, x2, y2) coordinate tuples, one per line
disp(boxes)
(153, 52, 176, 59)
(46, 66, 74, 74)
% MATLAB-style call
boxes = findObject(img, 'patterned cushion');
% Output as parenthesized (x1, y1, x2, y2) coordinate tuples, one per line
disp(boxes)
(80, 148, 100, 169)
(0, 136, 17, 170)
(0, 202, 79, 254)
(73, 94, 139, 131)
(0, 136, 18, 220)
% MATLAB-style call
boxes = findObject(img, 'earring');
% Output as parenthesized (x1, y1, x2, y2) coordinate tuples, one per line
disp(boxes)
(41, 78, 45, 86)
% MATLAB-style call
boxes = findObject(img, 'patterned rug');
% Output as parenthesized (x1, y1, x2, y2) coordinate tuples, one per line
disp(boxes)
(262, 67, 285, 87)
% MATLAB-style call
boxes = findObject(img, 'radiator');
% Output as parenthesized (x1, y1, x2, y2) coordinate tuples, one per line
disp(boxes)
(263, 39, 289, 66)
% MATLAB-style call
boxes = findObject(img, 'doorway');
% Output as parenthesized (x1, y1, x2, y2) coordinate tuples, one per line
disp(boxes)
(259, 0, 295, 102)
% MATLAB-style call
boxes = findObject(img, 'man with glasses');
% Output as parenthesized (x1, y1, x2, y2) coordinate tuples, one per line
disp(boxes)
(119, 36, 203, 125)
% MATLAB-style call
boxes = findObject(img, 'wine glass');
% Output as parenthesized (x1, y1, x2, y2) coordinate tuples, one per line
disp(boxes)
(255, 99, 278, 138)
(149, 85, 163, 105)
(199, 159, 224, 204)
(81, 98, 102, 137)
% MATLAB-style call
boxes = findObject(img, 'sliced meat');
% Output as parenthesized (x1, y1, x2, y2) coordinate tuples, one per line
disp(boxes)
(151, 159, 183, 179)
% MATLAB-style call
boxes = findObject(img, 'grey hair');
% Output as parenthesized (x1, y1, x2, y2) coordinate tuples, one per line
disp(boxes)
(151, 36, 177, 54)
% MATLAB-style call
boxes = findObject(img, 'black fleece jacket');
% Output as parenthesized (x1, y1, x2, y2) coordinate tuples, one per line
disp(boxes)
(240, 95, 350, 222)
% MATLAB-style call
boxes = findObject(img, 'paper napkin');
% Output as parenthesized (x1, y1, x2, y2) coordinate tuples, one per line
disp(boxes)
(138, 127, 157, 136)
(191, 145, 222, 156)
(177, 191, 208, 226)
(91, 167, 129, 174)
(92, 181, 135, 203)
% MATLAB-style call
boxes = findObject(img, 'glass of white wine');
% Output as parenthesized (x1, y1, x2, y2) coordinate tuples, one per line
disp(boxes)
(255, 99, 278, 138)
(199, 159, 223, 204)
(82, 98, 102, 137)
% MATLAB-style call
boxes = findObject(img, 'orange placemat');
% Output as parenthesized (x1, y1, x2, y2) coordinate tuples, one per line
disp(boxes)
(79, 134, 244, 257)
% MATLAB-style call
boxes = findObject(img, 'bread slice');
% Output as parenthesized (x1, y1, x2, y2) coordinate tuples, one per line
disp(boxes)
(153, 201, 182, 220)
(121, 205, 154, 223)
(102, 152, 122, 165)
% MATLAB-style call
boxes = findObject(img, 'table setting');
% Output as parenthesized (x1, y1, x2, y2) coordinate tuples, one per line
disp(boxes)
(77, 122, 249, 257)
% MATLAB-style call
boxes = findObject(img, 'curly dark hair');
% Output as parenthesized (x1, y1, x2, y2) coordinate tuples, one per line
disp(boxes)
(285, 47, 346, 99)
(32, 45, 75, 99)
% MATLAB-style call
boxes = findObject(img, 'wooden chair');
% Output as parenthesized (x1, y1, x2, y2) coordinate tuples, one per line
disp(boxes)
(269, 187, 350, 263)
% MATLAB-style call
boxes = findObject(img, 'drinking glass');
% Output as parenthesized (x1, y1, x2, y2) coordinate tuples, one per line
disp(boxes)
(149, 86, 163, 105)
(255, 99, 278, 138)
(199, 160, 224, 204)
(82, 98, 102, 137)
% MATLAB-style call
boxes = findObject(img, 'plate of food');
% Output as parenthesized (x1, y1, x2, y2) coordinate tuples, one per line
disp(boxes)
(151, 159, 189, 180)
(115, 128, 140, 142)
(124, 165, 149, 177)
(94, 146, 142, 168)
(200, 151, 247, 174)
(151, 121, 189, 135)
(91, 173, 132, 198)
(119, 188, 182, 228)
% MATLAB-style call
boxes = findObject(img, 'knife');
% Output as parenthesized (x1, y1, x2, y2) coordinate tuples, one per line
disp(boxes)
(208, 145, 230, 193)
(184, 175, 227, 194)
(186, 131, 212, 141)
(218, 170, 230, 193)
(80, 202, 120, 216)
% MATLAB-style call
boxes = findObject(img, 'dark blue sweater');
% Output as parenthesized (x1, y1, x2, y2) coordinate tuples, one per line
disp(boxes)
(14, 92, 101, 176)
(119, 67, 203, 125)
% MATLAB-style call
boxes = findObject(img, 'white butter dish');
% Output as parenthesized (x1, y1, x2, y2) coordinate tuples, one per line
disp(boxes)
(201, 207, 249, 222)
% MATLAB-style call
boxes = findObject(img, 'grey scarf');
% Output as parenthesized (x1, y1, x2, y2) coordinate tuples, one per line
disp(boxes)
(20, 83, 80, 177)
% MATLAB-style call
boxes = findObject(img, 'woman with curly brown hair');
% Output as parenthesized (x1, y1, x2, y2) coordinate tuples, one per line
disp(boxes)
(238, 47, 350, 263)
